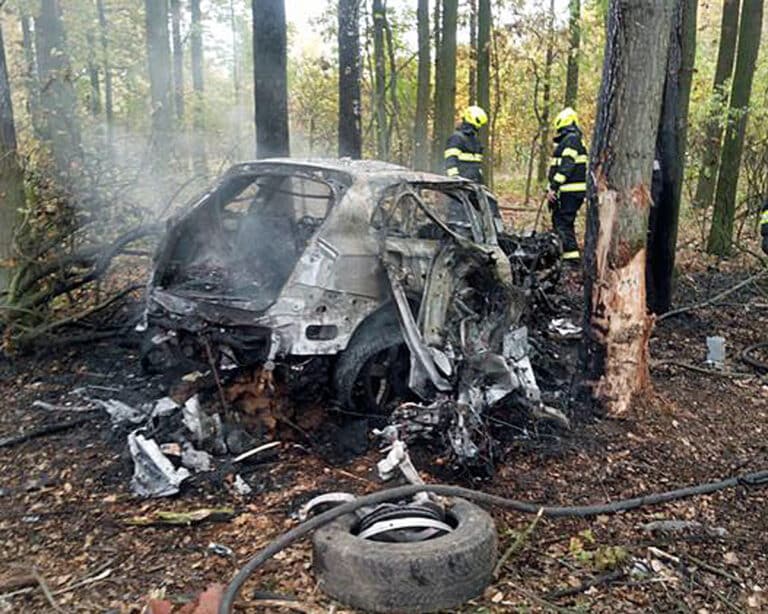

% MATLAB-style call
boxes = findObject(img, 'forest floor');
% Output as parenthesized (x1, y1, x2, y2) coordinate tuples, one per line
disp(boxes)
(1, 264, 768, 613)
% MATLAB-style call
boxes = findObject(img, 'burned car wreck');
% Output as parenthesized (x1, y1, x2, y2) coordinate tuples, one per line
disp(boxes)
(141, 159, 567, 469)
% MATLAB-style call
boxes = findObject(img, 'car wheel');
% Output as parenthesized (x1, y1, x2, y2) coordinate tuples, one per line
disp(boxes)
(312, 498, 498, 613)
(333, 322, 411, 415)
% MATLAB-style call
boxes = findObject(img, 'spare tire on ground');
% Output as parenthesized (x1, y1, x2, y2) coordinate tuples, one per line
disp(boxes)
(312, 498, 498, 613)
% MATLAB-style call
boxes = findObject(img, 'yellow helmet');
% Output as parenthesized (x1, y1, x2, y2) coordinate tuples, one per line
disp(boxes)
(554, 107, 578, 131)
(462, 105, 488, 129)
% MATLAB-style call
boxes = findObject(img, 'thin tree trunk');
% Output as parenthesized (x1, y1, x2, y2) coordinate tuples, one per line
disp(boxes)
(648, 0, 697, 315)
(414, 0, 431, 170)
(372, 0, 388, 159)
(338, 0, 362, 159)
(692, 0, 740, 211)
(0, 22, 25, 299)
(564, 0, 581, 107)
(707, 0, 764, 256)
(432, 0, 458, 171)
(468, 0, 477, 103)
(477, 0, 491, 183)
(230, 0, 242, 160)
(171, 0, 185, 121)
(86, 32, 101, 117)
(97, 0, 114, 152)
(252, 0, 290, 158)
(582, 0, 674, 417)
(144, 0, 173, 160)
(35, 0, 83, 178)
(536, 0, 556, 185)
(20, 10, 42, 139)
(190, 0, 207, 171)
(383, 12, 402, 162)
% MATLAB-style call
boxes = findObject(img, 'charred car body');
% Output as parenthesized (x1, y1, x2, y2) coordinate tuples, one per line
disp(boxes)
(142, 159, 564, 467)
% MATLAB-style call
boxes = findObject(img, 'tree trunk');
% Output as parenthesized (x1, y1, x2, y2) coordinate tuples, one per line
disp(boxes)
(171, 0, 185, 121)
(190, 0, 207, 171)
(582, 0, 674, 417)
(372, 0, 388, 160)
(252, 0, 290, 158)
(35, 0, 83, 178)
(477, 0, 491, 183)
(413, 0, 430, 170)
(230, 0, 242, 160)
(468, 0, 477, 103)
(20, 10, 42, 139)
(144, 0, 173, 159)
(692, 0, 740, 211)
(564, 0, 581, 107)
(432, 0, 458, 171)
(86, 32, 101, 117)
(383, 11, 402, 162)
(0, 22, 25, 299)
(707, 0, 764, 256)
(97, 0, 114, 152)
(536, 0, 555, 185)
(647, 0, 697, 315)
(338, 0, 362, 159)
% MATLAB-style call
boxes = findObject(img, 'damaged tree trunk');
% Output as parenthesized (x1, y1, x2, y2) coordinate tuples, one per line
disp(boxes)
(338, 0, 362, 159)
(252, 0, 290, 158)
(582, 0, 674, 416)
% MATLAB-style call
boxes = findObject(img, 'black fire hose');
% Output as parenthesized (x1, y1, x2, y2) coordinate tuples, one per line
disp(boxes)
(741, 342, 768, 372)
(219, 469, 768, 613)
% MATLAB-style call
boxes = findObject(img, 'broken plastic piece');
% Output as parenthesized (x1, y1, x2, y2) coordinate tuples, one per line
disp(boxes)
(233, 474, 252, 496)
(548, 317, 582, 340)
(128, 432, 190, 497)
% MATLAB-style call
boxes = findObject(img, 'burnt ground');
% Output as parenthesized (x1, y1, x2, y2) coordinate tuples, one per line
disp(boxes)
(1, 268, 767, 613)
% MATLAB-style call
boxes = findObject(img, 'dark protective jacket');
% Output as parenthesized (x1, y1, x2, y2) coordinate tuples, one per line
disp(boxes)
(762, 199, 768, 237)
(548, 125, 588, 196)
(444, 122, 484, 183)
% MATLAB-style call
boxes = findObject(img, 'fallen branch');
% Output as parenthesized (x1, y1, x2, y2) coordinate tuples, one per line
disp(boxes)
(658, 271, 767, 321)
(651, 360, 754, 379)
(544, 569, 626, 600)
(0, 417, 89, 449)
(493, 507, 544, 578)
(30, 569, 65, 613)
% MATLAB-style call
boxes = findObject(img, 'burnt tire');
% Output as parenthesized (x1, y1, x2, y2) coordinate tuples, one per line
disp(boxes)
(312, 498, 498, 613)
(333, 321, 410, 414)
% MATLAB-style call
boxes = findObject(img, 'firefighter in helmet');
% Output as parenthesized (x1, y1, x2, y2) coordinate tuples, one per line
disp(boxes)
(547, 107, 588, 262)
(444, 106, 488, 184)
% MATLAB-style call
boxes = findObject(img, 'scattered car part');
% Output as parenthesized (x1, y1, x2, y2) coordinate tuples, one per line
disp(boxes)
(128, 432, 191, 497)
(548, 317, 583, 340)
(312, 498, 497, 613)
(231, 441, 281, 463)
(298, 493, 357, 522)
(219, 469, 768, 614)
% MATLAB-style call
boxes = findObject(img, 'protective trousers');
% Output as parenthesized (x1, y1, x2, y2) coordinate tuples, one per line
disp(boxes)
(551, 193, 583, 260)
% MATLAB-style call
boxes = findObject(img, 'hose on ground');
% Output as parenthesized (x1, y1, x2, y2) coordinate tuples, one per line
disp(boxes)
(741, 342, 768, 372)
(219, 468, 768, 613)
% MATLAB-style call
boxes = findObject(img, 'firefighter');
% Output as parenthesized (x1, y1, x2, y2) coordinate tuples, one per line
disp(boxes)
(444, 106, 487, 184)
(762, 198, 768, 255)
(547, 107, 588, 263)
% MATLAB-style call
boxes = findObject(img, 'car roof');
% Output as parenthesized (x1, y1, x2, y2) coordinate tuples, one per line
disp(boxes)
(227, 158, 469, 186)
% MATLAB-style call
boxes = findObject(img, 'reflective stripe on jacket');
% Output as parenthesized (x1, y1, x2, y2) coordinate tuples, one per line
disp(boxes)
(548, 126, 588, 196)
(444, 122, 484, 183)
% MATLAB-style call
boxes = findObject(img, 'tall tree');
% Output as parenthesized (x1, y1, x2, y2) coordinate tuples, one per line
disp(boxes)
(190, 0, 207, 170)
(582, 0, 674, 417)
(707, 0, 764, 256)
(19, 8, 42, 139)
(144, 0, 173, 158)
(432, 0, 458, 171)
(171, 0, 185, 121)
(413, 0, 431, 170)
(564, 0, 581, 107)
(692, 0, 740, 210)
(468, 0, 477, 102)
(647, 0, 698, 314)
(97, 0, 114, 152)
(536, 0, 556, 185)
(86, 32, 101, 117)
(373, 0, 388, 159)
(338, 0, 362, 159)
(35, 0, 83, 177)
(252, 0, 290, 158)
(0, 21, 25, 298)
(477, 0, 491, 182)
